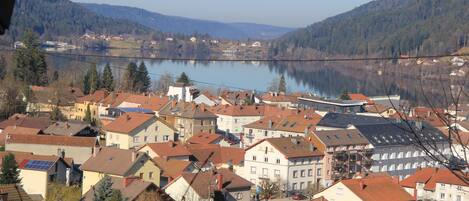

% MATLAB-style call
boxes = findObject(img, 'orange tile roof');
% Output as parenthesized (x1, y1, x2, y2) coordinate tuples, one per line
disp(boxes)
(400, 168, 469, 191)
(100, 92, 133, 107)
(341, 175, 414, 201)
(0, 114, 51, 130)
(123, 94, 170, 111)
(5, 134, 97, 147)
(104, 113, 155, 134)
(187, 144, 245, 165)
(244, 111, 321, 133)
(210, 104, 265, 116)
(153, 157, 192, 179)
(76, 90, 109, 103)
(2, 126, 42, 135)
(140, 142, 192, 158)
(261, 93, 298, 103)
(187, 132, 223, 144)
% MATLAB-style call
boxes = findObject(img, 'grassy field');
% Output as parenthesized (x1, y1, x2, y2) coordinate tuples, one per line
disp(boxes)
(109, 40, 141, 49)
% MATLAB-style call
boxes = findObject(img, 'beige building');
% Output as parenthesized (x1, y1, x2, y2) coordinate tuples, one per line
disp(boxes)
(164, 169, 252, 201)
(5, 134, 98, 164)
(400, 168, 468, 201)
(80, 147, 161, 195)
(104, 113, 176, 149)
(138, 141, 192, 160)
(314, 175, 414, 201)
(244, 137, 324, 193)
(159, 101, 217, 142)
(211, 105, 264, 136)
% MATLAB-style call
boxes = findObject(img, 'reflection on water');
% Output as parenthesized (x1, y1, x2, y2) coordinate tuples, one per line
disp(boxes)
(46, 50, 464, 106)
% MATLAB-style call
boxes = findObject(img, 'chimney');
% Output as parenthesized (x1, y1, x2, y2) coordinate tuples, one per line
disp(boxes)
(217, 173, 223, 191)
(123, 177, 138, 187)
(131, 151, 136, 162)
(92, 147, 101, 157)
(126, 114, 131, 121)
(359, 179, 366, 190)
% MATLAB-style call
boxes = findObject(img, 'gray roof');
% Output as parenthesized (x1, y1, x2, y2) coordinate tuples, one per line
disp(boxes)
(313, 129, 370, 146)
(317, 113, 391, 128)
(43, 121, 91, 136)
(354, 122, 447, 147)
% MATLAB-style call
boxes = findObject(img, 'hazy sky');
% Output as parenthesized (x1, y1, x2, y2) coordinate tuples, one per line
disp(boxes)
(72, 0, 372, 27)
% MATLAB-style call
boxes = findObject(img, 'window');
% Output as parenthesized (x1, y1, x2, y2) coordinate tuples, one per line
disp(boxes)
(440, 193, 445, 199)
(413, 162, 418, 169)
(405, 151, 412, 158)
(421, 161, 426, 168)
(308, 169, 313, 177)
(381, 153, 388, 160)
(133, 136, 139, 143)
(293, 170, 298, 178)
(234, 119, 238, 123)
(274, 170, 280, 177)
(397, 152, 403, 158)
(264, 131, 268, 137)
(144, 136, 148, 142)
(405, 163, 411, 170)
(397, 164, 403, 170)
(139, 173, 144, 179)
(155, 126, 158, 131)
(457, 186, 462, 191)
(300, 182, 305, 190)
(154, 136, 158, 142)
(276, 159, 280, 164)
(456, 195, 462, 201)
(235, 192, 243, 200)
(413, 151, 419, 157)
(317, 168, 322, 176)
(389, 164, 395, 171)
(440, 183, 445, 189)
(163, 135, 169, 141)
(250, 166, 256, 174)
(149, 172, 153, 179)
(262, 168, 268, 177)
(381, 165, 388, 172)
(252, 156, 257, 161)
(265, 147, 268, 154)
(300, 170, 305, 177)
(389, 152, 396, 159)
(292, 183, 297, 190)
(264, 157, 268, 162)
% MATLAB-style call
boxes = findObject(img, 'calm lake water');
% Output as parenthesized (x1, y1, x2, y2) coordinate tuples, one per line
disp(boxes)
(43, 50, 461, 105)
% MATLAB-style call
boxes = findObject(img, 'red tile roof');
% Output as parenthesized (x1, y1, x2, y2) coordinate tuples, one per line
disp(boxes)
(140, 142, 192, 158)
(341, 175, 414, 201)
(400, 168, 469, 191)
(0, 114, 50, 130)
(104, 113, 155, 134)
(76, 90, 109, 103)
(5, 134, 97, 147)
(187, 144, 245, 165)
(123, 94, 170, 111)
(186, 132, 223, 145)
(261, 93, 298, 103)
(244, 111, 321, 133)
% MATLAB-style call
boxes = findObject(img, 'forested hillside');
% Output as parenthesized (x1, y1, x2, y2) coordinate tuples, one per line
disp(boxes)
(3, 0, 154, 42)
(80, 3, 294, 40)
(270, 0, 469, 58)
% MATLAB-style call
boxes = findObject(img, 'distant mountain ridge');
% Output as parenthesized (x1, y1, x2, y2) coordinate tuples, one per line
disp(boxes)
(270, 0, 469, 58)
(80, 3, 295, 40)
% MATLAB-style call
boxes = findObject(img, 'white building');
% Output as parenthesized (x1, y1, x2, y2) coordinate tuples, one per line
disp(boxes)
(190, 37, 197, 43)
(400, 168, 469, 201)
(167, 83, 198, 102)
(251, 41, 262, 47)
(193, 91, 219, 106)
(243, 137, 324, 193)
(211, 105, 265, 136)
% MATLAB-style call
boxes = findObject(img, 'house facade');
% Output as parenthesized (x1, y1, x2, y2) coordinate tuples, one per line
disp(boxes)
(243, 137, 324, 193)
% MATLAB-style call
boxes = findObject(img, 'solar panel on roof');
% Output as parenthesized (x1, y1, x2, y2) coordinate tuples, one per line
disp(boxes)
(24, 160, 54, 170)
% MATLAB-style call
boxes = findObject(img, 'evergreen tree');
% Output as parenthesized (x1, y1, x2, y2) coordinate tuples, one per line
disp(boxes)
(13, 30, 48, 86)
(122, 62, 138, 91)
(176, 72, 190, 85)
(0, 154, 21, 184)
(0, 55, 6, 80)
(83, 104, 93, 125)
(340, 90, 351, 100)
(93, 175, 114, 201)
(83, 73, 90, 95)
(88, 64, 100, 94)
(101, 63, 114, 92)
(278, 74, 287, 94)
(136, 62, 151, 92)
(52, 70, 59, 82)
(51, 103, 66, 121)
(107, 190, 125, 201)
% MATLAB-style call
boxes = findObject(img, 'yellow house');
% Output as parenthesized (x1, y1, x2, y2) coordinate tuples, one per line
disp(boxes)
(80, 147, 161, 195)
(27, 85, 84, 120)
(73, 90, 108, 121)
(104, 113, 176, 149)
